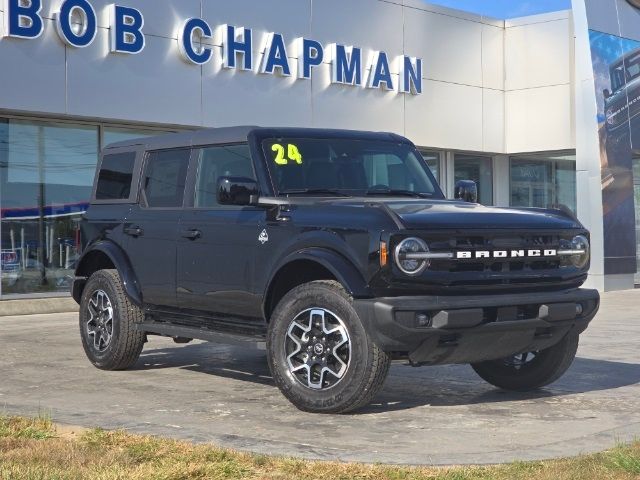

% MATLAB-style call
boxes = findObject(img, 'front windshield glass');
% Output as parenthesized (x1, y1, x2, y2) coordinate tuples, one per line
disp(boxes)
(261, 137, 442, 198)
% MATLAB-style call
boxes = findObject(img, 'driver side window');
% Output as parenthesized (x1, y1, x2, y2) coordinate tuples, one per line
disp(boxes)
(193, 144, 255, 208)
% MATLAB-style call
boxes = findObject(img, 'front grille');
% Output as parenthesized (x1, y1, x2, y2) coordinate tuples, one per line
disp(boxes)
(426, 233, 567, 274)
(390, 230, 587, 291)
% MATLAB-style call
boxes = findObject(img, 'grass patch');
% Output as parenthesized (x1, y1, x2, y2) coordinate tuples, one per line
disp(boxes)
(0, 414, 639, 480)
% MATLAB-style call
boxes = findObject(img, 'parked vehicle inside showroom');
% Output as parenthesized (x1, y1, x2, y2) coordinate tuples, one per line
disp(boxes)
(72, 126, 599, 413)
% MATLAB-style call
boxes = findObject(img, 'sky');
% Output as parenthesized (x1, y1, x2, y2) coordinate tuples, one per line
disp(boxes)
(425, 0, 572, 19)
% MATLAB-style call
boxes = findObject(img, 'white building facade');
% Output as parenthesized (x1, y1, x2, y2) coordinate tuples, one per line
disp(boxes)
(0, 0, 638, 297)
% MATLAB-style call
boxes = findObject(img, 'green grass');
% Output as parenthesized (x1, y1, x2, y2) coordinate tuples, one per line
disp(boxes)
(1, 415, 639, 480)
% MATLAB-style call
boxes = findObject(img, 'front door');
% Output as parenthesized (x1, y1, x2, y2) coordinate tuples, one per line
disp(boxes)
(177, 144, 264, 323)
(124, 147, 191, 308)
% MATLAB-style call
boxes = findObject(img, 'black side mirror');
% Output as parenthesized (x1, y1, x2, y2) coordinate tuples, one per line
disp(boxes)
(217, 176, 259, 206)
(454, 180, 478, 203)
(604, 89, 612, 99)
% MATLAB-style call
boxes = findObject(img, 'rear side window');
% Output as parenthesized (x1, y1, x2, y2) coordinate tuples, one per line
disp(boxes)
(142, 148, 190, 208)
(95, 152, 136, 200)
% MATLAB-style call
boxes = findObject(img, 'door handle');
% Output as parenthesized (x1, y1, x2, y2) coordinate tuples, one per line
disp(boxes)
(124, 226, 144, 237)
(181, 229, 202, 240)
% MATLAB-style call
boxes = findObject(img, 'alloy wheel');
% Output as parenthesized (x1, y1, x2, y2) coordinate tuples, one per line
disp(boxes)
(86, 289, 114, 352)
(284, 308, 351, 390)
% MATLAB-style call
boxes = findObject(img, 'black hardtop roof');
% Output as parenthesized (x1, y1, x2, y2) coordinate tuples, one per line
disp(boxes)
(103, 126, 413, 151)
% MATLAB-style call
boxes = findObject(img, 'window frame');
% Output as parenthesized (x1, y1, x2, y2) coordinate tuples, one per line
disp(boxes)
(90, 145, 145, 205)
(138, 147, 193, 210)
(183, 142, 259, 211)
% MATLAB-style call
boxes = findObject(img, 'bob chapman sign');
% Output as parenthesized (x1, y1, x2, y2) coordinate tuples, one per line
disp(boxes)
(2, 0, 424, 95)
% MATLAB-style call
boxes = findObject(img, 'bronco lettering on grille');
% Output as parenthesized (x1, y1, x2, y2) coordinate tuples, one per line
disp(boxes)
(456, 249, 557, 259)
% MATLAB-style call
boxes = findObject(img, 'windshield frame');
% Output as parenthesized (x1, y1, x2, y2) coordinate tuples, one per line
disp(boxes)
(250, 130, 445, 200)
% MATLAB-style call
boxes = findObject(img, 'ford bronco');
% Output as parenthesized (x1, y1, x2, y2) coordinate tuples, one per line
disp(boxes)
(72, 127, 599, 413)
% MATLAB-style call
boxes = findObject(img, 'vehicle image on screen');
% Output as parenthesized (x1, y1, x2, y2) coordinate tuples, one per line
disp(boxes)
(72, 127, 599, 414)
(604, 47, 640, 150)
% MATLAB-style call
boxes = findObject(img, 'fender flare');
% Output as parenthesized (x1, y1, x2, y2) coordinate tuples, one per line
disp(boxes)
(264, 247, 370, 316)
(73, 240, 142, 306)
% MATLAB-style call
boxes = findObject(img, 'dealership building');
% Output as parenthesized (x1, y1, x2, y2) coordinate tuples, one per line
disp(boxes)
(0, 0, 639, 299)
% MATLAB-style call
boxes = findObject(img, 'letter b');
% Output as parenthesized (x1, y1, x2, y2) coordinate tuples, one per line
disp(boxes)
(4, 0, 44, 39)
(110, 4, 145, 54)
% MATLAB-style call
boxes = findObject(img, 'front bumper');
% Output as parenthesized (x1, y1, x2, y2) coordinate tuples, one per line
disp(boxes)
(353, 288, 599, 366)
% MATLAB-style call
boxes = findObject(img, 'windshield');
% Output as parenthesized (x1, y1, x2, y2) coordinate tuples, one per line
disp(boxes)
(611, 52, 640, 92)
(261, 137, 442, 198)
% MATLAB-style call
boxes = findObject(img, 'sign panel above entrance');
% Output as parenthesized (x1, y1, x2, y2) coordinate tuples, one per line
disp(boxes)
(1, 0, 424, 95)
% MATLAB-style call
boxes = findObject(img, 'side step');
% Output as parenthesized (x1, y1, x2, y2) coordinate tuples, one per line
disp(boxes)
(137, 322, 266, 350)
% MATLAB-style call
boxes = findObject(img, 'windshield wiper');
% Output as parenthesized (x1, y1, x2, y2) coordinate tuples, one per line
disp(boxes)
(280, 188, 351, 197)
(364, 188, 432, 198)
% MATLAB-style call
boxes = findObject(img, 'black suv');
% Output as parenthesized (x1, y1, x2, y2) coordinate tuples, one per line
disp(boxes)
(604, 47, 640, 151)
(72, 127, 599, 414)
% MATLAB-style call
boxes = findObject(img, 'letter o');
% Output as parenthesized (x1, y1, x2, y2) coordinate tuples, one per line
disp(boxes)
(55, 0, 97, 48)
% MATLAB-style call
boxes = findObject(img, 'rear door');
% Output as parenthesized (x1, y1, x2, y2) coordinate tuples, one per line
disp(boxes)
(124, 148, 191, 308)
(177, 143, 265, 323)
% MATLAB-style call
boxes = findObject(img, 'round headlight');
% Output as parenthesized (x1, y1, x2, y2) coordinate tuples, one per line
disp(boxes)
(570, 235, 590, 269)
(394, 237, 429, 275)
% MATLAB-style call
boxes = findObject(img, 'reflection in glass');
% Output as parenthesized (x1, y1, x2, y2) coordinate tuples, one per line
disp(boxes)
(509, 153, 576, 213)
(454, 154, 493, 204)
(0, 119, 98, 295)
(419, 150, 441, 186)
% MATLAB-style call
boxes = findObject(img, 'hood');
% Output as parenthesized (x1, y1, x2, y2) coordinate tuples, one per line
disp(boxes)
(273, 197, 583, 230)
(383, 200, 581, 230)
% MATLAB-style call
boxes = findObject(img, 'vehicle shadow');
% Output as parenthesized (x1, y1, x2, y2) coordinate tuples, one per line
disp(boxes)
(135, 342, 640, 413)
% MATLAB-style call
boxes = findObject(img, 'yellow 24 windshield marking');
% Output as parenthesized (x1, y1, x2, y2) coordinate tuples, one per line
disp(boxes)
(272, 143, 303, 165)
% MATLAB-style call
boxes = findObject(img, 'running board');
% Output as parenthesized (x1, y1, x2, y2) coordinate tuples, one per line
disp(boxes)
(137, 322, 266, 350)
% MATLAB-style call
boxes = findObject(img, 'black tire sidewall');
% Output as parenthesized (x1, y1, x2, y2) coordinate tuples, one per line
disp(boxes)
(472, 331, 579, 391)
(267, 282, 375, 413)
(79, 271, 127, 369)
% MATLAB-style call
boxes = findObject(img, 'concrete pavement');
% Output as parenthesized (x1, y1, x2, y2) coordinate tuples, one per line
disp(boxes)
(1, 290, 639, 465)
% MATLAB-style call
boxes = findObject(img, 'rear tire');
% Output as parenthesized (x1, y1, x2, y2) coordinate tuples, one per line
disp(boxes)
(79, 269, 145, 371)
(267, 280, 391, 414)
(471, 331, 579, 391)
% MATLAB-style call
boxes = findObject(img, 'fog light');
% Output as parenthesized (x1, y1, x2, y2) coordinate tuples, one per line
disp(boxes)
(416, 313, 431, 327)
(575, 303, 584, 315)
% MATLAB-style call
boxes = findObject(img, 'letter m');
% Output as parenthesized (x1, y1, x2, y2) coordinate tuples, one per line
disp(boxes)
(330, 44, 362, 86)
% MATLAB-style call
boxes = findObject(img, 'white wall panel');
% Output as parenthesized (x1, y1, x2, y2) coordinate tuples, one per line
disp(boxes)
(482, 24, 504, 90)
(505, 84, 573, 152)
(203, 47, 311, 128)
(311, 64, 403, 133)
(404, 9, 483, 87)
(311, 0, 403, 63)
(203, 0, 311, 60)
(67, 28, 201, 125)
(505, 19, 572, 91)
(482, 88, 504, 152)
(0, 19, 66, 114)
(405, 80, 483, 150)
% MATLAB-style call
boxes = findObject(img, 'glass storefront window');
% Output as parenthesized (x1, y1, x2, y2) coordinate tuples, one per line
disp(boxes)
(509, 153, 576, 213)
(419, 150, 441, 185)
(0, 119, 98, 295)
(0, 119, 178, 297)
(454, 154, 493, 204)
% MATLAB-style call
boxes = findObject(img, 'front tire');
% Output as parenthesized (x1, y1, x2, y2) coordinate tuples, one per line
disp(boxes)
(79, 269, 145, 371)
(471, 331, 579, 391)
(267, 281, 390, 414)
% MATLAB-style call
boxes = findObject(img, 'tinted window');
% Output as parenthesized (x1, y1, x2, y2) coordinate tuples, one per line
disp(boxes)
(96, 152, 135, 200)
(143, 149, 190, 208)
(194, 144, 254, 208)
